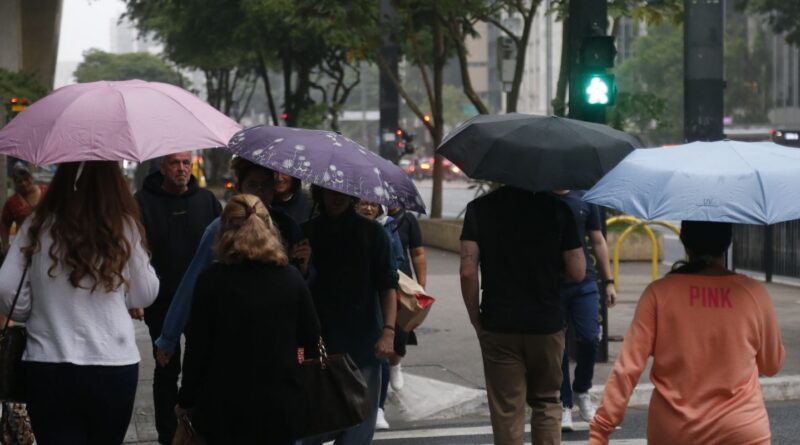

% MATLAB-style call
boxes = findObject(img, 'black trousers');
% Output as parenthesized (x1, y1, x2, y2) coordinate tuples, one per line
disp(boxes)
(145, 307, 182, 445)
(25, 361, 138, 445)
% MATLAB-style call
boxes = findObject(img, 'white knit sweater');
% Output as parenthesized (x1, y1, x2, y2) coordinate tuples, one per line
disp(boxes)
(0, 218, 159, 366)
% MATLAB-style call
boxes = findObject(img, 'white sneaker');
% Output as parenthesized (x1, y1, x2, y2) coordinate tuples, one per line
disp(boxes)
(561, 406, 574, 431)
(389, 363, 404, 390)
(375, 408, 390, 430)
(576, 392, 597, 422)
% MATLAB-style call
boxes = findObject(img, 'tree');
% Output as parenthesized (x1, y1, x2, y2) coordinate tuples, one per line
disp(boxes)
(737, 1, 800, 45)
(371, 1, 458, 218)
(0, 69, 48, 109)
(613, 22, 683, 143)
(74, 49, 188, 86)
(438, 1, 544, 114)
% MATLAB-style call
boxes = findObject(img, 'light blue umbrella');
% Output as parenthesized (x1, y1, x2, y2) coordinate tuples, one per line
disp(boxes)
(583, 140, 800, 224)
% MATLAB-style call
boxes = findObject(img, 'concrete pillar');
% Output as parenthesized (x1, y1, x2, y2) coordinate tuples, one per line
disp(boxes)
(0, 0, 23, 72)
(21, 0, 62, 90)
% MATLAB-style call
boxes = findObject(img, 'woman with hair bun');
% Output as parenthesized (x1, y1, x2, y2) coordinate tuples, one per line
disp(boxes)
(590, 221, 785, 445)
(175, 194, 319, 444)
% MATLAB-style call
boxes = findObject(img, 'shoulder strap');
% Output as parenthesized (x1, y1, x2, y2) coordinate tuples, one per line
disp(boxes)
(2, 264, 29, 335)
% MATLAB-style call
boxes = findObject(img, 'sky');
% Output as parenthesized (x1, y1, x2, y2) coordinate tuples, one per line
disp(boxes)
(57, 0, 127, 62)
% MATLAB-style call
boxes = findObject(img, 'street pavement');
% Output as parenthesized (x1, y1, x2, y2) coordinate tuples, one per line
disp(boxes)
(371, 400, 800, 444)
(124, 245, 800, 443)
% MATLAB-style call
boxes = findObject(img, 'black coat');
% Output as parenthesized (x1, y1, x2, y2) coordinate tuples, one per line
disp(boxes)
(178, 261, 320, 444)
(135, 171, 221, 311)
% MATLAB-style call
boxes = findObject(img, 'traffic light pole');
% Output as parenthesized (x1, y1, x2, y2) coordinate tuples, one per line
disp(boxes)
(567, 0, 608, 125)
(684, 0, 724, 142)
(378, 0, 401, 165)
(566, 0, 610, 363)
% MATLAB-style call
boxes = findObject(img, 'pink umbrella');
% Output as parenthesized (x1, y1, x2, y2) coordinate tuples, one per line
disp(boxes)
(0, 79, 241, 165)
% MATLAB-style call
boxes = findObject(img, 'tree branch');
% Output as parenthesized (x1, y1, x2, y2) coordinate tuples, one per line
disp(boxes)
(483, 16, 522, 45)
(442, 13, 489, 114)
(408, 29, 436, 112)
(375, 53, 434, 133)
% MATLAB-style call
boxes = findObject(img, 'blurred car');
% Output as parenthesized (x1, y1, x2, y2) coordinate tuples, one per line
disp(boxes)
(406, 156, 463, 181)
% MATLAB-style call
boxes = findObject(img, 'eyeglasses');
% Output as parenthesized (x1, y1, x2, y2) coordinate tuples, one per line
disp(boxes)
(358, 202, 380, 208)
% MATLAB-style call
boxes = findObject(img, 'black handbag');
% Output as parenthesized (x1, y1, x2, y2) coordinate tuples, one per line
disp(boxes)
(0, 266, 29, 403)
(292, 337, 370, 439)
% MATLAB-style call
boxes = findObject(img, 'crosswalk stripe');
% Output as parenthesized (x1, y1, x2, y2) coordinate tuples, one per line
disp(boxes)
(373, 422, 636, 442)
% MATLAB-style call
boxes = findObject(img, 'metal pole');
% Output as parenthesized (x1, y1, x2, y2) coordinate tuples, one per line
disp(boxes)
(378, 0, 400, 164)
(765, 225, 774, 282)
(683, 0, 724, 142)
(545, 0, 553, 114)
(566, 0, 609, 362)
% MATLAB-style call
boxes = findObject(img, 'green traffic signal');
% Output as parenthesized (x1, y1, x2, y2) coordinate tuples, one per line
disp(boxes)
(582, 74, 616, 106)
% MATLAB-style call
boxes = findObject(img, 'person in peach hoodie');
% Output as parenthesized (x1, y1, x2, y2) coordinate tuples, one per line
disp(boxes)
(590, 221, 785, 445)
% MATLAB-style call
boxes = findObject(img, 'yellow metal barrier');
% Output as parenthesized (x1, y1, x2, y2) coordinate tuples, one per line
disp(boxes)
(609, 217, 682, 289)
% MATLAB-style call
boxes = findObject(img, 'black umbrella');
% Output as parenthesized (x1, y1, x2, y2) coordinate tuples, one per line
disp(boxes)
(437, 113, 641, 191)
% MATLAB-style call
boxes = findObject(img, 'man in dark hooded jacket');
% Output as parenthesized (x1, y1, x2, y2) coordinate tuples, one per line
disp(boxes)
(133, 151, 221, 445)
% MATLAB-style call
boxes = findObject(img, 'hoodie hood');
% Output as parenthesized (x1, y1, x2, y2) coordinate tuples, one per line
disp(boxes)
(142, 170, 200, 197)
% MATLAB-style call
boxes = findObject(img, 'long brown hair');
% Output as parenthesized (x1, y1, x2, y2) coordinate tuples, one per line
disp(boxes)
(215, 194, 288, 266)
(22, 161, 147, 292)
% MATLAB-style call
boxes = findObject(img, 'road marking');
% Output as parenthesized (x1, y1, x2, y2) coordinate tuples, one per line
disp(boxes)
(373, 422, 592, 440)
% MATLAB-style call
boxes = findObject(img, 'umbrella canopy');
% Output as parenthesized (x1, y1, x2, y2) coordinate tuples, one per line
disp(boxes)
(583, 140, 800, 224)
(0, 79, 242, 165)
(437, 113, 640, 191)
(226, 125, 426, 213)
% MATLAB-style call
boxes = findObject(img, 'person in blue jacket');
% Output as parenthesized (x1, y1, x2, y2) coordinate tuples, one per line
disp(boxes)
(154, 158, 311, 366)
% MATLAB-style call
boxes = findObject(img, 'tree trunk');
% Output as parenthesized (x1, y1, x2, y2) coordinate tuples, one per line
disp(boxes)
(552, 13, 571, 117)
(449, 19, 490, 114)
(430, 11, 445, 219)
(257, 54, 278, 125)
(507, 5, 538, 113)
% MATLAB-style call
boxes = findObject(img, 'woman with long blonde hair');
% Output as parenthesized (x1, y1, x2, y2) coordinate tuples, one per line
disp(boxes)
(175, 194, 319, 444)
(0, 161, 159, 445)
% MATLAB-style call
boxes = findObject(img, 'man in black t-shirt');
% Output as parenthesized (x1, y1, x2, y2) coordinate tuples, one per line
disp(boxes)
(460, 186, 585, 445)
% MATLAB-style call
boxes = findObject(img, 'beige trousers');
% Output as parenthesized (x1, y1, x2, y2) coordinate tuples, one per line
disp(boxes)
(479, 329, 566, 445)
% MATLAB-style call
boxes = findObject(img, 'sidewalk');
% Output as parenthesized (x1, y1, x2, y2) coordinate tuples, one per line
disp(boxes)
(123, 247, 800, 441)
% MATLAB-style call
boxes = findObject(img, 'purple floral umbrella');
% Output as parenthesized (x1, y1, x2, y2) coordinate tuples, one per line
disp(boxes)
(226, 125, 426, 213)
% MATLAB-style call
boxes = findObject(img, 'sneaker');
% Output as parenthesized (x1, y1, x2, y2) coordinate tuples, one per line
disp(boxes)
(376, 408, 390, 430)
(389, 363, 404, 390)
(561, 407, 574, 432)
(576, 392, 597, 422)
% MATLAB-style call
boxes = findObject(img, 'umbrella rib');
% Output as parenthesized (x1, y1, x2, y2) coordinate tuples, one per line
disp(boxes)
(36, 87, 102, 165)
(729, 144, 769, 223)
(553, 119, 607, 180)
(116, 87, 141, 162)
(145, 86, 229, 148)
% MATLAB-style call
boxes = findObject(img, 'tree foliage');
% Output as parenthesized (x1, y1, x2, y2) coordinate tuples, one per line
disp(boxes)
(737, 0, 800, 45)
(0, 69, 48, 106)
(124, 0, 373, 130)
(74, 49, 188, 86)
(613, 22, 683, 143)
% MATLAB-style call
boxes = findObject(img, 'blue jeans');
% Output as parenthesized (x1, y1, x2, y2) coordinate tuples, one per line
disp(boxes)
(298, 363, 381, 445)
(560, 280, 600, 408)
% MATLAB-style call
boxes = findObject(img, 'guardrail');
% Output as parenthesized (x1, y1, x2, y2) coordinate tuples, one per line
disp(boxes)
(607, 216, 680, 289)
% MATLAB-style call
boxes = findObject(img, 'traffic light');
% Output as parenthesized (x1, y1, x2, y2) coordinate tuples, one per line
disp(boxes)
(5, 97, 29, 123)
(581, 73, 616, 106)
(395, 128, 415, 155)
(573, 35, 617, 110)
(281, 111, 288, 121)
